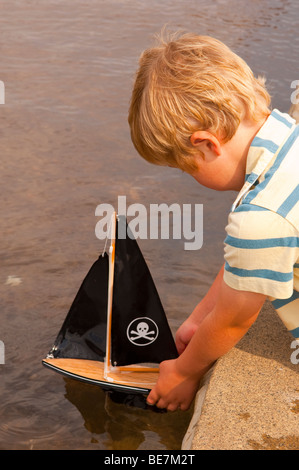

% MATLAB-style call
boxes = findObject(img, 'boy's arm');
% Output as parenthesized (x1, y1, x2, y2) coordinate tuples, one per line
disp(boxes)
(147, 278, 266, 411)
(176, 264, 225, 354)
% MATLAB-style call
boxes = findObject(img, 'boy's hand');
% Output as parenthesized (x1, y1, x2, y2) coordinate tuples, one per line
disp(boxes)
(146, 359, 201, 411)
(146, 279, 266, 412)
(175, 319, 199, 355)
(175, 265, 226, 355)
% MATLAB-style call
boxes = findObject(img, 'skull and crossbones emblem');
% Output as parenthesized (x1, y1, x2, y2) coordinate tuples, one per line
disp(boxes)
(127, 317, 159, 346)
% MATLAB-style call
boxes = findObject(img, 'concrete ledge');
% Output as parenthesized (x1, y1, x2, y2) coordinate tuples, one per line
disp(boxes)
(182, 301, 299, 450)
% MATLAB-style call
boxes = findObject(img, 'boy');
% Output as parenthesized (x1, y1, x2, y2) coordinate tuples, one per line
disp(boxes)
(128, 32, 299, 411)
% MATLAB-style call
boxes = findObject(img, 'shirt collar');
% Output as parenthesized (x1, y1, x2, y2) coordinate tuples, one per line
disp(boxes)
(245, 108, 296, 177)
(231, 109, 296, 212)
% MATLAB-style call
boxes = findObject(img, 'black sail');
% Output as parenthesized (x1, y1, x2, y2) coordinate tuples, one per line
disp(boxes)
(48, 253, 109, 361)
(46, 215, 178, 368)
(111, 216, 178, 366)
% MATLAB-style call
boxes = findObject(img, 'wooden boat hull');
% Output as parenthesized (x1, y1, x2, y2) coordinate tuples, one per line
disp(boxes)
(42, 358, 159, 394)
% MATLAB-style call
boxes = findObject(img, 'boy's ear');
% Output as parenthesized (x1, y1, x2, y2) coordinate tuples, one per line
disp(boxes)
(190, 130, 222, 157)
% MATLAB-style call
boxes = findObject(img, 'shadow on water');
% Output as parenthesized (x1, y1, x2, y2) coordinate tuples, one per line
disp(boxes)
(63, 378, 193, 450)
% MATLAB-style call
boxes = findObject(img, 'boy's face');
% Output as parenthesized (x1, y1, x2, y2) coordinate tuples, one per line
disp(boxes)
(187, 117, 264, 192)
(190, 156, 242, 191)
(188, 134, 245, 192)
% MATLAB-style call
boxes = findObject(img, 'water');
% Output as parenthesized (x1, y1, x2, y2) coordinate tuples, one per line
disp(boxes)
(0, 0, 298, 450)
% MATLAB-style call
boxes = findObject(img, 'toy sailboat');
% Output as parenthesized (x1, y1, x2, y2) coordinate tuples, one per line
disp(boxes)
(42, 212, 178, 394)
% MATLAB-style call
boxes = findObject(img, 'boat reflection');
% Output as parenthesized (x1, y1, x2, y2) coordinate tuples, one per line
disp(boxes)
(63, 377, 192, 450)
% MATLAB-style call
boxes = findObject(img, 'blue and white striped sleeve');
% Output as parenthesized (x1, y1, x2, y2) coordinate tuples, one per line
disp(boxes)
(223, 204, 299, 299)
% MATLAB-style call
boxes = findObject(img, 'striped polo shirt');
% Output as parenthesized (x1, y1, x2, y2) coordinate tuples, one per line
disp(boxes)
(223, 109, 299, 340)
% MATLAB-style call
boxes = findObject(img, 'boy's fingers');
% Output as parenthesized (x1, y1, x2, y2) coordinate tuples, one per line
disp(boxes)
(146, 389, 158, 406)
(166, 402, 179, 412)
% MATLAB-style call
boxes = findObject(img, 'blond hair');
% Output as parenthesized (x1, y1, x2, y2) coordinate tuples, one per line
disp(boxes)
(128, 31, 271, 173)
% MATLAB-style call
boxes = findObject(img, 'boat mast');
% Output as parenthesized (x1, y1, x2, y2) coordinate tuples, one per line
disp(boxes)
(104, 211, 117, 378)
